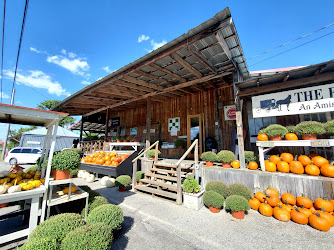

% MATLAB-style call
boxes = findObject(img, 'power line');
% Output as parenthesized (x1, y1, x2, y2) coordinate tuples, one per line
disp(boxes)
(248, 22, 334, 60)
(10, 0, 29, 97)
(249, 30, 334, 68)
(1, 0, 6, 103)
(16, 75, 53, 99)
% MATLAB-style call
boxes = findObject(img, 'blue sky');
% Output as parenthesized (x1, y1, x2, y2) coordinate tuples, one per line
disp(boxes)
(0, 0, 334, 140)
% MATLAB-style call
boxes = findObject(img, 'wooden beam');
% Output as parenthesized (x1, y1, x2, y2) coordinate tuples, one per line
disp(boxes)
(113, 79, 153, 92)
(104, 108, 110, 141)
(83, 95, 119, 102)
(84, 72, 232, 116)
(215, 32, 232, 60)
(172, 52, 202, 79)
(146, 97, 151, 142)
(314, 65, 326, 76)
(122, 75, 164, 90)
(149, 63, 187, 83)
(134, 70, 175, 86)
(239, 72, 334, 97)
(188, 45, 217, 74)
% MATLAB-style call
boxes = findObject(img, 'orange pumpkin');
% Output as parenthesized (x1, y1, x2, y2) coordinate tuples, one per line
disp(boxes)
(312, 156, 329, 167)
(320, 164, 334, 177)
(310, 206, 317, 214)
(280, 153, 294, 163)
(314, 198, 334, 212)
(297, 155, 312, 166)
(289, 161, 304, 175)
(265, 188, 279, 198)
(265, 161, 276, 172)
(269, 155, 281, 165)
(291, 207, 308, 225)
(299, 205, 313, 217)
(259, 201, 273, 216)
(248, 162, 258, 170)
(330, 200, 334, 207)
(305, 164, 320, 176)
(285, 133, 298, 140)
(255, 191, 266, 203)
(231, 160, 240, 169)
(111, 161, 119, 167)
(281, 193, 296, 206)
(257, 133, 269, 141)
(281, 201, 294, 212)
(273, 204, 291, 221)
(296, 196, 313, 209)
(249, 195, 261, 210)
(266, 194, 281, 207)
(308, 153, 320, 159)
(277, 161, 290, 173)
(309, 212, 331, 231)
(317, 208, 334, 227)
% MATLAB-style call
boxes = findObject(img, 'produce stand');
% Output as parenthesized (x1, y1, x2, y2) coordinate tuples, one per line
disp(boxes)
(0, 103, 68, 244)
(46, 179, 88, 220)
(256, 139, 334, 171)
(80, 150, 139, 177)
(109, 142, 145, 153)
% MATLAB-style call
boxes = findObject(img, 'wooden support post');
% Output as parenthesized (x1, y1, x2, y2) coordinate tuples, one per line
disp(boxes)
(132, 160, 138, 191)
(79, 116, 84, 142)
(214, 88, 223, 151)
(104, 108, 110, 142)
(146, 97, 152, 158)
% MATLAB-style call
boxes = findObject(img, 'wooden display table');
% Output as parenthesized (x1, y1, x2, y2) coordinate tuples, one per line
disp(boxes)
(46, 179, 89, 220)
(256, 139, 334, 171)
(0, 186, 46, 244)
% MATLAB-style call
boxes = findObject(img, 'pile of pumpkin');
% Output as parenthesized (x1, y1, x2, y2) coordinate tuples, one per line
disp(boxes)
(81, 151, 130, 167)
(249, 188, 334, 231)
(0, 170, 44, 194)
(264, 153, 334, 178)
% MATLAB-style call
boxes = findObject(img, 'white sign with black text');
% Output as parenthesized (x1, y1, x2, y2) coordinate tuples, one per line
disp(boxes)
(252, 83, 334, 118)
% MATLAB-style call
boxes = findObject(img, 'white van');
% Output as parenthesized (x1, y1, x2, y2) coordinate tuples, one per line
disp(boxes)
(4, 147, 42, 165)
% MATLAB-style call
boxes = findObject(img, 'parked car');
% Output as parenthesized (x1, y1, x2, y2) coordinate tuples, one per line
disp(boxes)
(4, 147, 42, 165)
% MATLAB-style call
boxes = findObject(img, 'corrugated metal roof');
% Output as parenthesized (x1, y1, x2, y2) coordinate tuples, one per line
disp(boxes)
(22, 126, 79, 137)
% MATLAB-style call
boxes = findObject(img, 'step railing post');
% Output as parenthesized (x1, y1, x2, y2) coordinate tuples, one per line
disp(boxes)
(194, 140, 199, 181)
(154, 143, 158, 164)
(132, 160, 138, 191)
(176, 163, 182, 205)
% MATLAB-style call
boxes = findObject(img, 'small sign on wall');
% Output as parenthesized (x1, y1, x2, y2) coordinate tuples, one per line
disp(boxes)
(168, 117, 180, 132)
(130, 128, 137, 135)
(224, 105, 236, 120)
(143, 129, 155, 134)
(108, 117, 120, 127)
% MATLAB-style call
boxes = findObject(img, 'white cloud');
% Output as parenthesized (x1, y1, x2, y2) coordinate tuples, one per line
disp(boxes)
(4, 70, 70, 97)
(61, 49, 67, 55)
(68, 52, 77, 58)
(30, 47, 42, 53)
(102, 66, 115, 74)
(138, 34, 150, 43)
(151, 39, 167, 50)
(47, 54, 89, 77)
(96, 77, 103, 81)
(81, 80, 90, 85)
(0, 92, 10, 99)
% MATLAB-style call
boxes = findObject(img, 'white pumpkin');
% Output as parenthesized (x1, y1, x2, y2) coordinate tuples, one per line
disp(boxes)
(77, 170, 86, 178)
(0, 185, 7, 194)
(100, 176, 110, 186)
(86, 174, 95, 183)
(7, 185, 21, 193)
(105, 178, 115, 188)
(82, 171, 90, 179)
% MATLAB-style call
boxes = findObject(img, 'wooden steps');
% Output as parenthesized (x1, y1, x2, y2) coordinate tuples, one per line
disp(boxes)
(135, 185, 178, 200)
(134, 161, 195, 203)
(139, 179, 177, 191)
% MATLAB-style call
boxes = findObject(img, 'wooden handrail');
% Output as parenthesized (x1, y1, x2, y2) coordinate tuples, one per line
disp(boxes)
(132, 140, 159, 162)
(175, 139, 198, 205)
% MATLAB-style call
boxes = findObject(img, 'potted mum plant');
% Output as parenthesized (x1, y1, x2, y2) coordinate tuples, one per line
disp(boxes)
(115, 175, 132, 191)
(217, 150, 235, 168)
(294, 121, 326, 140)
(148, 149, 161, 160)
(203, 190, 225, 213)
(182, 177, 204, 210)
(51, 150, 81, 180)
(174, 139, 186, 149)
(325, 120, 334, 138)
(244, 151, 258, 170)
(136, 171, 145, 185)
(263, 124, 288, 141)
(225, 195, 251, 219)
(200, 152, 217, 166)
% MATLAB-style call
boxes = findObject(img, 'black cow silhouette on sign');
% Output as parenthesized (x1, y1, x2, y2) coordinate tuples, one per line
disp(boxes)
(276, 95, 291, 111)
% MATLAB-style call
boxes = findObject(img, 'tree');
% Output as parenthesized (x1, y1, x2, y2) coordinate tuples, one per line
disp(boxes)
(37, 100, 74, 127)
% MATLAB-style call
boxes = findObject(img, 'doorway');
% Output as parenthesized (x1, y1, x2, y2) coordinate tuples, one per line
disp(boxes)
(187, 114, 203, 158)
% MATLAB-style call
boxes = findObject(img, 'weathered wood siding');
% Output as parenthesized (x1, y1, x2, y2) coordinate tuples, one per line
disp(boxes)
(201, 165, 334, 200)
(108, 87, 236, 152)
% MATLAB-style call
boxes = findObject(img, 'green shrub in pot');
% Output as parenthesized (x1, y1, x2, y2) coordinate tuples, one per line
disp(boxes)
(174, 139, 187, 148)
(324, 120, 334, 135)
(51, 150, 81, 174)
(205, 180, 230, 198)
(244, 151, 257, 164)
(200, 151, 217, 162)
(115, 175, 132, 188)
(136, 171, 145, 182)
(87, 204, 124, 231)
(203, 190, 225, 208)
(217, 150, 235, 163)
(228, 183, 251, 200)
(294, 121, 325, 136)
(286, 125, 296, 133)
(182, 177, 200, 193)
(225, 195, 250, 212)
(147, 149, 161, 158)
(263, 124, 288, 139)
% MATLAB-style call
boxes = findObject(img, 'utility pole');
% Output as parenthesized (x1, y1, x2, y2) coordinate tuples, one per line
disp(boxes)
(1, 88, 15, 159)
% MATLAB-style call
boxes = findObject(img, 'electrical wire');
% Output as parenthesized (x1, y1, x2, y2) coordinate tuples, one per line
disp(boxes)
(0, 0, 6, 103)
(16, 75, 53, 99)
(248, 22, 334, 60)
(249, 30, 334, 68)
(10, 0, 29, 99)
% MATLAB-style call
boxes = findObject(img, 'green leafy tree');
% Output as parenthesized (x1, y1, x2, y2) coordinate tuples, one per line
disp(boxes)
(37, 100, 74, 127)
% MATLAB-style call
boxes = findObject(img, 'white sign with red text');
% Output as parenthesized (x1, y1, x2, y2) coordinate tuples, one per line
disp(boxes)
(224, 105, 236, 120)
